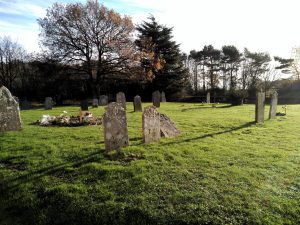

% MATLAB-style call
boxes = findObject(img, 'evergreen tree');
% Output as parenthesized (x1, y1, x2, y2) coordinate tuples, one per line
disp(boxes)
(135, 16, 188, 95)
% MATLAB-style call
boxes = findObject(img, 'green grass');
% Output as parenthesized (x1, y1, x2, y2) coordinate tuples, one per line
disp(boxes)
(0, 103, 300, 225)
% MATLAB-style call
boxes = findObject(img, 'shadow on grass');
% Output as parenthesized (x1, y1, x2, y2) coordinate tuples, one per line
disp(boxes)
(162, 121, 255, 146)
(3, 150, 104, 191)
(181, 104, 235, 112)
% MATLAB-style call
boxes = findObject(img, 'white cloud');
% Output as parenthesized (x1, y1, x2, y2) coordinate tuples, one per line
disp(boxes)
(0, 0, 46, 18)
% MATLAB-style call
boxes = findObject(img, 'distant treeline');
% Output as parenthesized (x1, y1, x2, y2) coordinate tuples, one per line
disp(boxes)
(0, 1, 299, 104)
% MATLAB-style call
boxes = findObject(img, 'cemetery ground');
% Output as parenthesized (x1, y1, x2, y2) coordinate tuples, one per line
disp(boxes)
(1, 103, 300, 225)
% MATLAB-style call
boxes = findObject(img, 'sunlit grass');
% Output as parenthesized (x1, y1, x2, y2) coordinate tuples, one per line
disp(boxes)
(0, 103, 300, 225)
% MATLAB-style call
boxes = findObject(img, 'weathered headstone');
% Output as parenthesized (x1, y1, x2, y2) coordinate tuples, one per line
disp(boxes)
(255, 91, 265, 123)
(44, 97, 53, 110)
(99, 95, 108, 106)
(152, 91, 161, 108)
(80, 100, 89, 110)
(160, 113, 180, 138)
(92, 98, 99, 108)
(161, 91, 166, 102)
(206, 92, 210, 104)
(142, 106, 160, 143)
(103, 102, 129, 151)
(269, 91, 278, 119)
(20, 99, 31, 110)
(116, 92, 126, 110)
(0, 86, 22, 132)
(133, 95, 142, 112)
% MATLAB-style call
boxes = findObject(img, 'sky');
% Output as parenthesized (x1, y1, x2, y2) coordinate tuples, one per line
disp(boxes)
(0, 0, 299, 58)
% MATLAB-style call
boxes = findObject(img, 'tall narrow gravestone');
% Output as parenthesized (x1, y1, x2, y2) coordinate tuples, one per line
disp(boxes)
(161, 91, 166, 102)
(44, 97, 53, 110)
(133, 95, 142, 112)
(142, 106, 160, 144)
(103, 103, 129, 151)
(116, 92, 126, 110)
(269, 91, 278, 119)
(152, 91, 160, 108)
(255, 91, 265, 123)
(80, 100, 89, 110)
(206, 92, 210, 104)
(0, 86, 22, 132)
(92, 98, 99, 108)
(99, 95, 108, 106)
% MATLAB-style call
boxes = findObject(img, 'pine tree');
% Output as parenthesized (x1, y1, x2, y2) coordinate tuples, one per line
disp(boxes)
(135, 16, 188, 95)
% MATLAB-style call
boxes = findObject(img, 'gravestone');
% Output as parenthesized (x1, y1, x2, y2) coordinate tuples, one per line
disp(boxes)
(92, 98, 99, 108)
(161, 91, 166, 102)
(160, 113, 180, 138)
(133, 95, 142, 112)
(20, 99, 31, 110)
(80, 100, 89, 110)
(116, 92, 126, 110)
(44, 97, 53, 110)
(206, 92, 210, 104)
(0, 86, 22, 132)
(103, 102, 129, 151)
(269, 91, 278, 119)
(255, 91, 265, 123)
(152, 91, 160, 108)
(142, 106, 160, 143)
(99, 95, 108, 106)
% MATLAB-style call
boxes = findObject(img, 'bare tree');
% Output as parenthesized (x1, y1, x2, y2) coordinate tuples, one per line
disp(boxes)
(38, 0, 139, 97)
(0, 36, 26, 90)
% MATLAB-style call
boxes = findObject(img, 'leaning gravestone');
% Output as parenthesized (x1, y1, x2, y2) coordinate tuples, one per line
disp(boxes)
(206, 92, 210, 104)
(0, 86, 22, 132)
(44, 97, 53, 110)
(142, 106, 160, 143)
(103, 102, 129, 151)
(116, 92, 126, 110)
(161, 91, 166, 102)
(80, 100, 89, 110)
(160, 113, 180, 138)
(255, 91, 265, 123)
(133, 95, 142, 112)
(99, 95, 108, 106)
(152, 91, 161, 108)
(269, 91, 278, 119)
(92, 98, 99, 108)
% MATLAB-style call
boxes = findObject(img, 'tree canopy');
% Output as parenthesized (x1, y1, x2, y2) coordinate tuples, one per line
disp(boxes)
(38, 0, 138, 97)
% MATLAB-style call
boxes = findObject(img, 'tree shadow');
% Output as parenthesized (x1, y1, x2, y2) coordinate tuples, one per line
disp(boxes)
(161, 121, 255, 146)
(181, 104, 235, 112)
(2, 150, 104, 191)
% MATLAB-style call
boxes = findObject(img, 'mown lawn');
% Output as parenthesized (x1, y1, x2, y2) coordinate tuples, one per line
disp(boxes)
(0, 103, 300, 225)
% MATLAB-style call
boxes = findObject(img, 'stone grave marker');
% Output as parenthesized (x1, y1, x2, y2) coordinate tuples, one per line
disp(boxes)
(160, 113, 180, 138)
(44, 97, 53, 110)
(99, 95, 108, 106)
(206, 92, 210, 104)
(80, 100, 89, 110)
(20, 99, 31, 110)
(152, 91, 161, 108)
(0, 86, 22, 132)
(103, 102, 129, 151)
(92, 98, 99, 108)
(161, 91, 166, 102)
(116, 92, 126, 110)
(269, 91, 278, 119)
(133, 95, 142, 112)
(255, 91, 265, 123)
(142, 106, 160, 143)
